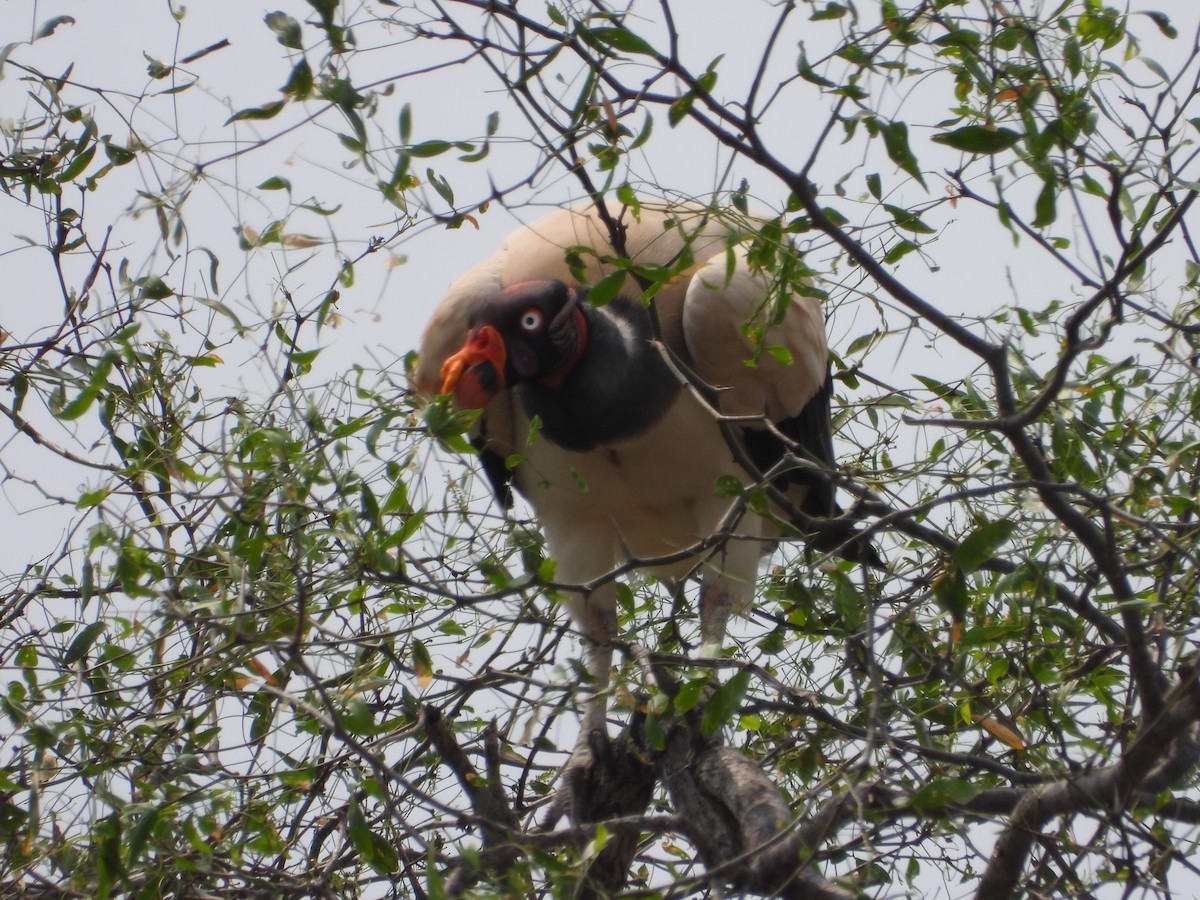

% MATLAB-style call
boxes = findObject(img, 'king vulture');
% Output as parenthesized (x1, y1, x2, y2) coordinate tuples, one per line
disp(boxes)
(414, 199, 875, 771)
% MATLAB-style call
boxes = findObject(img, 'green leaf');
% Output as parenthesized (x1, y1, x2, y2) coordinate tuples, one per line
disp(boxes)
(668, 93, 694, 127)
(1140, 10, 1177, 39)
(359, 484, 381, 527)
(846, 332, 876, 356)
(411, 639, 434, 685)
(879, 120, 925, 187)
(77, 488, 110, 509)
(407, 140, 452, 158)
(910, 778, 981, 810)
(104, 141, 136, 166)
(765, 344, 793, 365)
(11, 372, 28, 414)
(35, 16, 75, 39)
(64, 622, 105, 665)
(701, 669, 750, 733)
(95, 811, 124, 897)
(347, 798, 377, 866)
(616, 183, 640, 213)
(225, 100, 286, 125)
(756, 628, 785, 655)
(1033, 178, 1057, 228)
(283, 58, 313, 99)
(398, 104, 413, 145)
(630, 109, 654, 149)
(80, 559, 94, 610)
(144, 53, 172, 80)
(866, 172, 881, 200)
(138, 275, 174, 300)
(829, 570, 865, 630)
(580, 26, 657, 57)
(307, 0, 339, 26)
(339, 133, 365, 155)
(126, 806, 160, 866)
(382, 479, 411, 515)
(797, 50, 836, 88)
(56, 389, 98, 421)
(427, 168, 454, 206)
(883, 239, 917, 264)
(822, 205, 849, 227)
(298, 200, 341, 217)
(182, 817, 213, 854)
(1141, 57, 1170, 84)
(57, 352, 115, 421)
(884, 204, 936, 234)
(56, 144, 96, 183)
(674, 677, 709, 714)
(588, 269, 627, 306)
(811, 2, 848, 21)
(954, 520, 1016, 573)
(837, 45, 874, 68)
(265, 11, 304, 49)
(714, 474, 743, 497)
(932, 570, 969, 622)
(1079, 172, 1107, 198)
(931, 125, 1021, 154)
(343, 698, 375, 736)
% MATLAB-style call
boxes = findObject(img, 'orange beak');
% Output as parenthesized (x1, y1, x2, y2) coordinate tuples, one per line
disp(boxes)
(439, 325, 507, 409)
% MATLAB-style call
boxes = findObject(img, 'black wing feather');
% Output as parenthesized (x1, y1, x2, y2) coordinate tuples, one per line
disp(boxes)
(739, 366, 836, 517)
(739, 367, 882, 567)
(473, 434, 515, 510)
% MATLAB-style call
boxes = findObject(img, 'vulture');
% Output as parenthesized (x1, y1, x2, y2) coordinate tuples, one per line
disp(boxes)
(414, 199, 875, 772)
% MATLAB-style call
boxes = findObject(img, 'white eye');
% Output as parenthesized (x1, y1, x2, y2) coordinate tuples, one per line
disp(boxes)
(519, 308, 543, 331)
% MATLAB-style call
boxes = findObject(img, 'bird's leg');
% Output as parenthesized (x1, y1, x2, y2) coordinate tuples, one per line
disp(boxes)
(698, 579, 734, 659)
(697, 535, 761, 658)
(572, 587, 617, 766)
(540, 584, 618, 828)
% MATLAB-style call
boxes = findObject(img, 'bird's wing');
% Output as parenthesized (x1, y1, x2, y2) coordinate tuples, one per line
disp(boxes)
(681, 243, 829, 423)
(681, 243, 838, 515)
(680, 246, 884, 566)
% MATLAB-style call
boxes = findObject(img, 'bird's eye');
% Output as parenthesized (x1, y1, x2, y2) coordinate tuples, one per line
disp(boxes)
(519, 308, 543, 331)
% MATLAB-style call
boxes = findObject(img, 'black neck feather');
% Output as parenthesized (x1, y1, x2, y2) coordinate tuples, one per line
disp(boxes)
(516, 294, 681, 452)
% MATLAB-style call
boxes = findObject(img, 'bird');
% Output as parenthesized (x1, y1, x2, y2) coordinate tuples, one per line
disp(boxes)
(413, 199, 875, 784)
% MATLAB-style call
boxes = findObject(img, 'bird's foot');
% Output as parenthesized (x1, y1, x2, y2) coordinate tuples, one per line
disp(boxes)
(541, 720, 656, 829)
(562, 731, 605, 824)
(539, 730, 599, 830)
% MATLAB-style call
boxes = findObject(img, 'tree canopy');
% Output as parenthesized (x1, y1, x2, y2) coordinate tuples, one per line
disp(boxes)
(2, 0, 1200, 897)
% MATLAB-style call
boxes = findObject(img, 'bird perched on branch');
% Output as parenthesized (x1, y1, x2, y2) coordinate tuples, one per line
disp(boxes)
(414, 199, 876, 784)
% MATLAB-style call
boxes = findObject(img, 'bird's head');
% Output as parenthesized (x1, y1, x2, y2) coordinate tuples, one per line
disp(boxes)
(440, 280, 588, 408)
